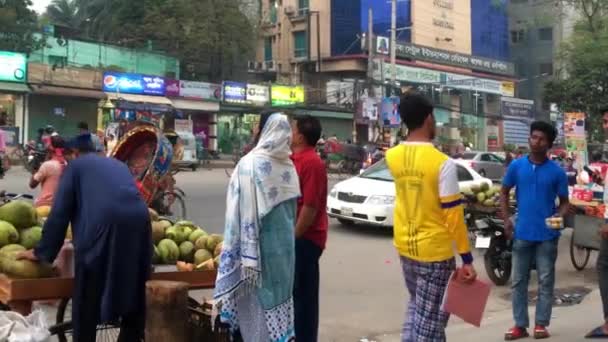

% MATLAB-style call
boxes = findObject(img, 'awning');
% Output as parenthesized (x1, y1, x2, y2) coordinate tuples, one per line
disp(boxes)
(0, 81, 29, 93)
(105, 93, 173, 105)
(293, 109, 353, 120)
(170, 98, 219, 112)
(32, 85, 104, 99)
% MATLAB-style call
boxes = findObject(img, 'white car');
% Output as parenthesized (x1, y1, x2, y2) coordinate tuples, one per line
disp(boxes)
(327, 159, 492, 227)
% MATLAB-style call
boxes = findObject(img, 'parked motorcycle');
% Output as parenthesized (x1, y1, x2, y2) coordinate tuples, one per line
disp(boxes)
(474, 215, 513, 286)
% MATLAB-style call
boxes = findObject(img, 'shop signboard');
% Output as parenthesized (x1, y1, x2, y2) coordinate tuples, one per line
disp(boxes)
(222, 81, 247, 104)
(380, 97, 400, 127)
(501, 97, 534, 118)
(246, 84, 270, 105)
(372, 60, 441, 84)
(166, 79, 221, 101)
(174, 119, 193, 134)
(444, 74, 515, 97)
(0, 51, 27, 83)
(271, 85, 305, 106)
(102, 72, 166, 96)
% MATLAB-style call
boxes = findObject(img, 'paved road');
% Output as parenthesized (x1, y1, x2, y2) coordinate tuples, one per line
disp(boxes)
(1, 167, 603, 341)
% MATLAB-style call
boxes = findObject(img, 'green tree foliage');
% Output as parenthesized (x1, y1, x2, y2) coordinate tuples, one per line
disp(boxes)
(544, 0, 608, 141)
(43, 0, 255, 82)
(0, 0, 46, 54)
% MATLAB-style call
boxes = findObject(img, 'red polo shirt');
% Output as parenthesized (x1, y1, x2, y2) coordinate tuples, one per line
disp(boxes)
(291, 147, 329, 249)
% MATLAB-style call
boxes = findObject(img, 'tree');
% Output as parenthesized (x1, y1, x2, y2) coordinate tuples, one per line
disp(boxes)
(544, 0, 608, 141)
(0, 0, 46, 54)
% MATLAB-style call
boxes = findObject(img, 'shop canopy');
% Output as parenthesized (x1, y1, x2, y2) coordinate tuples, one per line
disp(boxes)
(0, 81, 29, 93)
(32, 85, 104, 99)
(105, 93, 173, 106)
(170, 98, 219, 112)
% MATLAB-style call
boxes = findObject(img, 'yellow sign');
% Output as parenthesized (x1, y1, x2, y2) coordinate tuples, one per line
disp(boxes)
(271, 85, 305, 106)
(500, 82, 515, 97)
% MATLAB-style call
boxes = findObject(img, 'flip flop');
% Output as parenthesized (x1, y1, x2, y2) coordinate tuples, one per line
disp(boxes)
(586, 327, 608, 339)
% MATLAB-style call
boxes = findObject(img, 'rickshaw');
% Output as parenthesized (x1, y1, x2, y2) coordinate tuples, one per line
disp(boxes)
(110, 123, 187, 220)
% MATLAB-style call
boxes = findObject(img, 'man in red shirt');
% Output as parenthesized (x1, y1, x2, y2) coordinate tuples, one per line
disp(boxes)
(291, 115, 328, 342)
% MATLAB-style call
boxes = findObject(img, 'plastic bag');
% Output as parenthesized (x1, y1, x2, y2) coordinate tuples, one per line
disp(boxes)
(0, 310, 50, 342)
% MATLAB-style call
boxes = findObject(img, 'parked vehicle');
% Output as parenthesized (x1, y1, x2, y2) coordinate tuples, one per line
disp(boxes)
(24, 141, 47, 173)
(458, 152, 505, 181)
(327, 159, 491, 228)
(474, 214, 513, 286)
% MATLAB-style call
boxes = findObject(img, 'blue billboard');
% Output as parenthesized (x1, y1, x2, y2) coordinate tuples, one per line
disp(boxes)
(222, 81, 247, 104)
(102, 72, 166, 96)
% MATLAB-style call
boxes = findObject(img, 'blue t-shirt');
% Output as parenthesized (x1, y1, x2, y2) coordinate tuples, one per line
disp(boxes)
(503, 157, 569, 241)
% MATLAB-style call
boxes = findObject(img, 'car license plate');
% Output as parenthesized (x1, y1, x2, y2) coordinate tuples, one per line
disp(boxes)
(475, 236, 492, 249)
(341, 207, 353, 217)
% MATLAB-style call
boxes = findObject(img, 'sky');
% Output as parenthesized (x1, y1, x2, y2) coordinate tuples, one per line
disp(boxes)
(30, 0, 51, 14)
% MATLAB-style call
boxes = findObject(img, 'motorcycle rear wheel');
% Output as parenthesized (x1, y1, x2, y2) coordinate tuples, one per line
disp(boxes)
(484, 239, 512, 286)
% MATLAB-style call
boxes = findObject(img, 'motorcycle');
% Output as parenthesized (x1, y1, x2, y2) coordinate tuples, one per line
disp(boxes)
(474, 215, 513, 286)
(24, 141, 47, 173)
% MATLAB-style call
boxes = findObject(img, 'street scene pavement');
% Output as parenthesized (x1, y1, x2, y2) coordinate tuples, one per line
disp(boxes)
(1, 166, 603, 341)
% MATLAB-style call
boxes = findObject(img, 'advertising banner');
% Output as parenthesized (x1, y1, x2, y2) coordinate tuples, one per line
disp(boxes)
(501, 97, 534, 118)
(271, 85, 305, 106)
(564, 112, 588, 166)
(222, 81, 247, 104)
(0, 51, 27, 83)
(246, 84, 270, 105)
(102, 72, 166, 96)
(166, 80, 221, 101)
(380, 97, 400, 127)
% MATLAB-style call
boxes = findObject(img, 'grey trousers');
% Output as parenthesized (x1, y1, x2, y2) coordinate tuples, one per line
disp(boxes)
(598, 237, 608, 320)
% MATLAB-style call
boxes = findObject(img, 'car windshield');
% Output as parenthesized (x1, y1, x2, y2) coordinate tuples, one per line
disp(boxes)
(461, 153, 478, 159)
(359, 160, 393, 182)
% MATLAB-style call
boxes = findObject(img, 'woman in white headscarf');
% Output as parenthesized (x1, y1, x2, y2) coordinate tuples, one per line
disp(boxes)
(214, 112, 300, 341)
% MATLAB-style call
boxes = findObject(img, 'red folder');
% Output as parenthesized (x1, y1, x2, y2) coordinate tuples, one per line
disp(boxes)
(441, 269, 492, 327)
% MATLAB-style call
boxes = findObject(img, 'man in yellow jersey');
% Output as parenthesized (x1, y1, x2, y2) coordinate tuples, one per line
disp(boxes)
(386, 93, 477, 342)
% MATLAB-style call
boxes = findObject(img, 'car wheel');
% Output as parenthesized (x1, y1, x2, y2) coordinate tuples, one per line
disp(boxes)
(338, 218, 354, 226)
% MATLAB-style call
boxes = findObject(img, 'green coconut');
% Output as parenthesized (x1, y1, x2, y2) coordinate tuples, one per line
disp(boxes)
(19, 226, 42, 249)
(179, 241, 195, 263)
(189, 229, 207, 244)
(0, 221, 19, 247)
(157, 239, 180, 264)
(194, 249, 213, 265)
(0, 201, 38, 229)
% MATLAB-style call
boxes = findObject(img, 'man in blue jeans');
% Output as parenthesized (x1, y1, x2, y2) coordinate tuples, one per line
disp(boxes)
(501, 121, 570, 340)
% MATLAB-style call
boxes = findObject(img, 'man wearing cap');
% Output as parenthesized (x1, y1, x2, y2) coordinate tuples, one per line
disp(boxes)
(18, 134, 152, 342)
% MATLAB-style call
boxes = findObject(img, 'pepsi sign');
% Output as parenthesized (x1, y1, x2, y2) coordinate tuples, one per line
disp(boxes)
(102, 72, 166, 96)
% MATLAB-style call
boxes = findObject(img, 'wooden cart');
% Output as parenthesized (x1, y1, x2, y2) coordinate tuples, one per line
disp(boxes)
(0, 270, 216, 342)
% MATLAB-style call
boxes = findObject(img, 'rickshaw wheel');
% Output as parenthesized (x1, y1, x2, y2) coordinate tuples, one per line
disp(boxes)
(570, 233, 591, 271)
(54, 298, 121, 342)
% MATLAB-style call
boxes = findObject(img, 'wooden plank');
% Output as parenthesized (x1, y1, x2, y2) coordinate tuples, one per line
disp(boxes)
(0, 270, 217, 303)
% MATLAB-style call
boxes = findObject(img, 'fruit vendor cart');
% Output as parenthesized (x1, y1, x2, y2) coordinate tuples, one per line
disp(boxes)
(0, 269, 219, 341)
(569, 198, 603, 271)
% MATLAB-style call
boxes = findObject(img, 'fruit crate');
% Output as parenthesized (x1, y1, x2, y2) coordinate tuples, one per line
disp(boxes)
(188, 300, 231, 342)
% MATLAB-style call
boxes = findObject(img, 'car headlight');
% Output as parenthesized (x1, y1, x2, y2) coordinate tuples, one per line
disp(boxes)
(366, 195, 395, 205)
(329, 188, 338, 198)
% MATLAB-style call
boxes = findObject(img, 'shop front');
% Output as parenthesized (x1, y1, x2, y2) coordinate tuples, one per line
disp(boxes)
(217, 82, 270, 154)
(166, 80, 221, 151)
(0, 51, 29, 143)
(27, 63, 104, 140)
(101, 71, 173, 132)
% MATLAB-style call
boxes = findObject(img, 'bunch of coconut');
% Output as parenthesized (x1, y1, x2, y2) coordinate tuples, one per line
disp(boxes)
(0, 201, 56, 278)
(148, 209, 223, 272)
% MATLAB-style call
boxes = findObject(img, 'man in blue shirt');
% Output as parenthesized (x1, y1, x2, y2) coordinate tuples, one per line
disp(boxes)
(501, 121, 570, 340)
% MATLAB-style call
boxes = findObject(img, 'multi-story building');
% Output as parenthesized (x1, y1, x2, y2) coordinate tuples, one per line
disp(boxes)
(253, 0, 516, 150)
(508, 0, 578, 119)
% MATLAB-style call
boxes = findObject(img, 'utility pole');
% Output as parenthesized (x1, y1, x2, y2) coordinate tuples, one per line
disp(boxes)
(366, 7, 375, 144)
(390, 0, 397, 93)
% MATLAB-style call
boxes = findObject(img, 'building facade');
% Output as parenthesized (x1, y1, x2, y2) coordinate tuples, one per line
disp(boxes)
(508, 0, 578, 120)
(253, 0, 516, 150)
